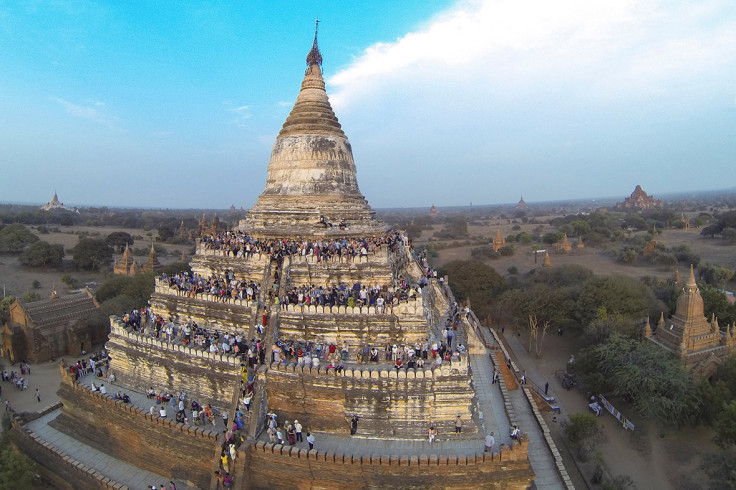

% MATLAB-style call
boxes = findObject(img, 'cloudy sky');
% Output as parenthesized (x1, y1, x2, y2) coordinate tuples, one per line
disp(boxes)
(1, 0, 735, 209)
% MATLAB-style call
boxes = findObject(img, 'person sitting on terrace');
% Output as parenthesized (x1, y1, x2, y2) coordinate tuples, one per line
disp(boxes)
(147, 387, 156, 399)
(510, 425, 521, 439)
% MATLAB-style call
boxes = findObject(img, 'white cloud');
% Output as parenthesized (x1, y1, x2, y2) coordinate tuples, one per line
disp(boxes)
(328, 0, 736, 108)
(53, 96, 119, 128)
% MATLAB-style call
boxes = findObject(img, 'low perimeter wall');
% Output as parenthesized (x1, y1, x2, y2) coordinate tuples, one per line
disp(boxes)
(264, 356, 477, 438)
(10, 407, 123, 490)
(242, 438, 534, 489)
(53, 367, 219, 487)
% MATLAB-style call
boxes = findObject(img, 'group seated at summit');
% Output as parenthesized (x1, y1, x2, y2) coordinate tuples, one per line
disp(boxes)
(200, 230, 408, 261)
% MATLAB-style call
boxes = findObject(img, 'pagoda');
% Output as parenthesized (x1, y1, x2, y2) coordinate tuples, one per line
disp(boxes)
(113, 243, 137, 276)
(492, 230, 506, 251)
(239, 30, 383, 238)
(516, 195, 528, 210)
(43, 25, 535, 490)
(616, 185, 662, 210)
(646, 265, 736, 378)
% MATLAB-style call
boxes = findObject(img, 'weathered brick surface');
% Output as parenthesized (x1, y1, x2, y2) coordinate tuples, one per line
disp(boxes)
(265, 359, 478, 438)
(106, 321, 240, 408)
(53, 374, 216, 487)
(243, 440, 534, 489)
(11, 416, 121, 490)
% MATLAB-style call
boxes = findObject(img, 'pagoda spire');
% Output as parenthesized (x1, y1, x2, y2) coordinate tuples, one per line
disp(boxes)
(643, 317, 652, 337)
(686, 264, 697, 291)
(306, 19, 322, 67)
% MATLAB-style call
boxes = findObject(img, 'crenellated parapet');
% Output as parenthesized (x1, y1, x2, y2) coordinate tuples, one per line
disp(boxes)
(106, 317, 241, 408)
(279, 299, 423, 316)
(53, 366, 219, 487)
(264, 354, 476, 439)
(246, 436, 533, 489)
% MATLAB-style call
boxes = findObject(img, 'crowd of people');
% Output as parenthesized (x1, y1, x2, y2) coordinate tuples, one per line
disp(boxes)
(280, 278, 420, 310)
(160, 271, 262, 303)
(68, 351, 110, 381)
(2, 367, 30, 391)
(264, 412, 315, 450)
(200, 230, 408, 263)
(269, 334, 465, 373)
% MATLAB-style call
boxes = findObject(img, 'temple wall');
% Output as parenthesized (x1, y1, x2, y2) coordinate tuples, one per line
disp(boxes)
(276, 307, 428, 352)
(189, 252, 268, 282)
(53, 370, 218, 488)
(151, 285, 257, 331)
(243, 439, 534, 490)
(263, 357, 477, 439)
(106, 319, 240, 408)
(10, 411, 120, 490)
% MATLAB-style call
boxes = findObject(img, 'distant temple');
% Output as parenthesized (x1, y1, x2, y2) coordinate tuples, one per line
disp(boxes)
(113, 243, 161, 276)
(556, 233, 572, 253)
(492, 230, 506, 251)
(646, 266, 736, 378)
(41, 192, 78, 213)
(1, 289, 101, 362)
(616, 185, 662, 210)
(516, 195, 528, 210)
(429, 204, 440, 218)
(198, 213, 225, 237)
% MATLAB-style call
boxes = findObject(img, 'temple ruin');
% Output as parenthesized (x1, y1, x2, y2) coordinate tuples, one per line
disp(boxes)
(646, 265, 736, 378)
(10, 27, 561, 490)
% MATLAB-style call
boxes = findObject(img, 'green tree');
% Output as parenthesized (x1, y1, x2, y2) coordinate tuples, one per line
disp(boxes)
(20, 292, 41, 303)
(564, 412, 607, 461)
(0, 296, 16, 323)
(157, 224, 175, 241)
(60, 274, 78, 288)
(70, 237, 113, 271)
(575, 333, 698, 426)
(583, 308, 637, 343)
(105, 231, 134, 253)
(18, 241, 64, 267)
(0, 223, 39, 253)
(701, 285, 736, 327)
(439, 259, 507, 320)
(714, 400, 736, 448)
(703, 450, 736, 489)
(0, 431, 35, 489)
(577, 275, 658, 326)
(500, 284, 573, 328)
(697, 264, 734, 289)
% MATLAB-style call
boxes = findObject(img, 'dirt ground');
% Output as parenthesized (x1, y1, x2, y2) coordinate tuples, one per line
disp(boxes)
(424, 220, 735, 284)
(0, 359, 65, 431)
(0, 225, 193, 300)
(505, 328, 719, 490)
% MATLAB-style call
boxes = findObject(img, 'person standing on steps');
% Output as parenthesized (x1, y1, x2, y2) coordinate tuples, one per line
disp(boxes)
(294, 420, 303, 442)
(350, 414, 359, 435)
(35, 388, 40, 403)
(485, 432, 495, 452)
(307, 432, 315, 450)
(455, 415, 462, 433)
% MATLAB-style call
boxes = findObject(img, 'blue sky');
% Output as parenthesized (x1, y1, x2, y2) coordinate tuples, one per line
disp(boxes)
(1, 0, 735, 209)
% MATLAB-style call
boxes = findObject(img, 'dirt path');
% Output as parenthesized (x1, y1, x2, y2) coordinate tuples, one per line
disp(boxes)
(0, 360, 64, 429)
(503, 329, 717, 489)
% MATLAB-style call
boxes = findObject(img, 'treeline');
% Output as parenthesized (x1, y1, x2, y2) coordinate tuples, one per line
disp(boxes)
(0, 204, 246, 232)
(441, 260, 736, 438)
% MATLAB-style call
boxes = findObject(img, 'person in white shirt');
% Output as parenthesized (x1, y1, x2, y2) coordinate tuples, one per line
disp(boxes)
(159, 407, 167, 418)
(294, 420, 303, 442)
(100, 384, 107, 394)
(485, 432, 495, 452)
